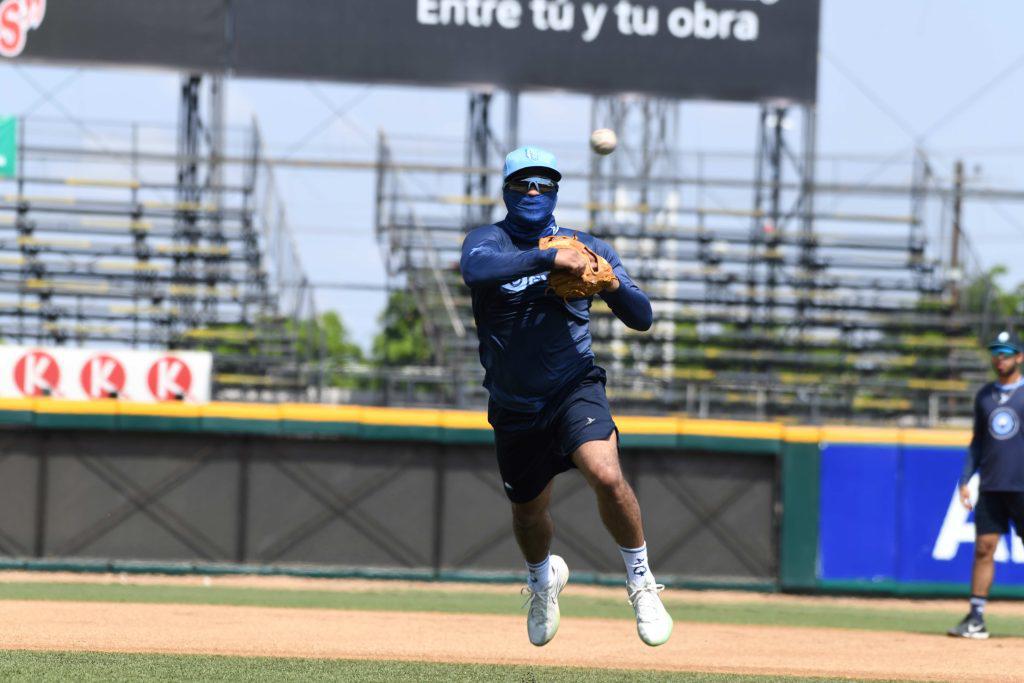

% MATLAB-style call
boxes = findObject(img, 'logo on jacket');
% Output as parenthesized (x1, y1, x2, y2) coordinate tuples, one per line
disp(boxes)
(989, 407, 1020, 440)
(501, 273, 547, 293)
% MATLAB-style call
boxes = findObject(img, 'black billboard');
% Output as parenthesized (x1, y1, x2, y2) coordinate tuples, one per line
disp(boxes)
(4, 0, 228, 73)
(6, 0, 820, 103)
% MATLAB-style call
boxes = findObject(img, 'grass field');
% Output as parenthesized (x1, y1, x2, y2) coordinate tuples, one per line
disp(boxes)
(0, 577, 1013, 681)
(0, 651, 901, 683)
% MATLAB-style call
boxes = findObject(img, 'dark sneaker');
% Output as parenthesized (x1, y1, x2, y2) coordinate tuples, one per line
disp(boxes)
(948, 613, 990, 639)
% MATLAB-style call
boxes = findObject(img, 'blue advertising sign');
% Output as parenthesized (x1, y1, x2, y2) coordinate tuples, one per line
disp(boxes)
(819, 443, 1024, 587)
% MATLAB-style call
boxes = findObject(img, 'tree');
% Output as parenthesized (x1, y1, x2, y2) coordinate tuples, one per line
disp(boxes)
(296, 311, 362, 362)
(292, 311, 364, 388)
(371, 290, 432, 366)
(962, 266, 1024, 321)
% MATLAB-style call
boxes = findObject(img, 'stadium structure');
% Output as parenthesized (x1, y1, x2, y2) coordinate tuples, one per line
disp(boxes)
(3, 1, 1018, 424)
(0, 77, 320, 401)
(376, 94, 997, 424)
(1, 88, 1009, 423)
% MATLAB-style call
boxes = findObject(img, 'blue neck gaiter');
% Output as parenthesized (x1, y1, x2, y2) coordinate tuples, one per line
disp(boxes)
(502, 190, 557, 242)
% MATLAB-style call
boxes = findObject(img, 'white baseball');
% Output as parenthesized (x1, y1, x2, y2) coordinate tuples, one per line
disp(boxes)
(590, 128, 618, 155)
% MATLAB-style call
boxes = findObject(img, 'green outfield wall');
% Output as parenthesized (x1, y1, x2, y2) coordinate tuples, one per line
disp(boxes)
(0, 399, 971, 593)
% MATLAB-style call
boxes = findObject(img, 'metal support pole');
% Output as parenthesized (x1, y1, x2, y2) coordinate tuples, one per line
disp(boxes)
(747, 105, 769, 332)
(796, 104, 818, 337)
(176, 74, 203, 326)
(205, 74, 226, 318)
(506, 90, 519, 150)
(766, 105, 785, 330)
(950, 160, 965, 309)
(16, 116, 27, 343)
(465, 91, 493, 228)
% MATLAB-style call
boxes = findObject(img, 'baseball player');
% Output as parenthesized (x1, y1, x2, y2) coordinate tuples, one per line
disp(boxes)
(460, 146, 672, 647)
(949, 331, 1024, 639)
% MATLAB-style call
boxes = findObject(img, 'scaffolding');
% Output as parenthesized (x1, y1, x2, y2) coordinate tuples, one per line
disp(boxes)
(0, 82, 320, 400)
(375, 94, 992, 424)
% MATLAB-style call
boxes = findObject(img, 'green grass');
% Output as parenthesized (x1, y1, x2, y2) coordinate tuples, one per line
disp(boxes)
(0, 651, 902, 682)
(3, 580, 1024, 638)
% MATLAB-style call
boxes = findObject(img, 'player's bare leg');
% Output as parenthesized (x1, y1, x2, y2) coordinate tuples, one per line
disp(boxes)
(511, 481, 568, 646)
(950, 533, 998, 639)
(571, 432, 644, 548)
(971, 533, 999, 597)
(572, 432, 673, 646)
(511, 482, 555, 563)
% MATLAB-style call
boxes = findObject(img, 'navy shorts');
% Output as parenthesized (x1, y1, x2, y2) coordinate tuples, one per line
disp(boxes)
(974, 491, 1024, 538)
(488, 366, 617, 504)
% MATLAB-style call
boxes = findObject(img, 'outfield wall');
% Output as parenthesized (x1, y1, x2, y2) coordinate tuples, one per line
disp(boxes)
(0, 398, 1003, 595)
(814, 440, 1024, 596)
(0, 399, 778, 587)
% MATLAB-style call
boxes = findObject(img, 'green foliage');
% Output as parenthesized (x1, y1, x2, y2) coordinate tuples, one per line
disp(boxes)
(290, 311, 364, 388)
(293, 312, 363, 362)
(372, 291, 432, 366)
(963, 265, 1024, 321)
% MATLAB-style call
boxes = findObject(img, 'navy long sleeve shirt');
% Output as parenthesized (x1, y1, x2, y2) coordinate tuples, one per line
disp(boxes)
(461, 221, 652, 413)
(961, 380, 1024, 491)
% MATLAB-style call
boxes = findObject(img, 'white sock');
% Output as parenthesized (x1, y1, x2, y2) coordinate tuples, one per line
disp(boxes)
(620, 543, 654, 588)
(527, 555, 553, 591)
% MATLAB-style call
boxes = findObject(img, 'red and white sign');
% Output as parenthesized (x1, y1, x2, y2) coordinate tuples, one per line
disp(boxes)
(147, 356, 193, 402)
(0, 0, 45, 58)
(80, 354, 126, 399)
(0, 346, 211, 402)
(14, 349, 59, 397)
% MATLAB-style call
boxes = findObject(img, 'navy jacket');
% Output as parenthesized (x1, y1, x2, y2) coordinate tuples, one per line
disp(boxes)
(962, 380, 1024, 492)
(460, 221, 652, 413)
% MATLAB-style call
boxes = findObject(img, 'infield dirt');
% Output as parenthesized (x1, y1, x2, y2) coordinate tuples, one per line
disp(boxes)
(1, 595, 1021, 682)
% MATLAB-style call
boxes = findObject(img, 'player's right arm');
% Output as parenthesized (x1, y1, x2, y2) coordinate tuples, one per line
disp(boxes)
(959, 390, 984, 510)
(460, 226, 559, 287)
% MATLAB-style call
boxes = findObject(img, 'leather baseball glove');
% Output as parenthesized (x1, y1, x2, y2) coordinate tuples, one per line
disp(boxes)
(539, 234, 619, 299)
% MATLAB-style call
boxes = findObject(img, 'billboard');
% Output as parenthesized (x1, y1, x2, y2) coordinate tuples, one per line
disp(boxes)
(7, 0, 821, 103)
(0, 346, 212, 403)
(818, 444, 1024, 587)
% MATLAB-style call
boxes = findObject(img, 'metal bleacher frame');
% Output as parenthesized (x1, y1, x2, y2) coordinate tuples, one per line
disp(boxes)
(374, 95, 994, 425)
(0, 78, 321, 401)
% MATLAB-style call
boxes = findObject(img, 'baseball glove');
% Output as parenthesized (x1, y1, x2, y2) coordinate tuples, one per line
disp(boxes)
(539, 234, 618, 299)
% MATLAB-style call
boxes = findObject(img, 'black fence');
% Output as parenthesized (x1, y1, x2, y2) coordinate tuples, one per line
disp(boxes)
(0, 427, 776, 583)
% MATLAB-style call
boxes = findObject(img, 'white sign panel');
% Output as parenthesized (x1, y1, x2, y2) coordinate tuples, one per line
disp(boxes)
(0, 346, 212, 403)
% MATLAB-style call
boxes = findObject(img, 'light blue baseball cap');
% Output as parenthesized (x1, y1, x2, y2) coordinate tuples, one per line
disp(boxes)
(989, 330, 1023, 355)
(503, 146, 561, 182)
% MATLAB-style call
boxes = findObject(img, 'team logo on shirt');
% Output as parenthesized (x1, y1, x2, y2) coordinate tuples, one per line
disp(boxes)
(989, 407, 1020, 440)
(501, 273, 547, 293)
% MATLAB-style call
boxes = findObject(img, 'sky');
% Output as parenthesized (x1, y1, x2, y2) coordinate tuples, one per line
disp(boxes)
(2, 0, 1024, 348)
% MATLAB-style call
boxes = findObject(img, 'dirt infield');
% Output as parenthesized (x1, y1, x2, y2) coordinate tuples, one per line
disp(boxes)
(0, 598, 1020, 682)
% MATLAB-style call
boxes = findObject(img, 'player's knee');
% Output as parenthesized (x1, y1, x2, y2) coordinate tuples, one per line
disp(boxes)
(511, 502, 547, 528)
(587, 464, 625, 494)
(975, 537, 999, 559)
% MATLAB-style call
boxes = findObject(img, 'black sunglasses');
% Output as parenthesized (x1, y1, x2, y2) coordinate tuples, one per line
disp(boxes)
(504, 177, 559, 194)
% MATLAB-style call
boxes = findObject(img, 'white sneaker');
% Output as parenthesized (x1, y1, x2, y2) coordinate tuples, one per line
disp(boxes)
(627, 579, 673, 646)
(521, 555, 569, 646)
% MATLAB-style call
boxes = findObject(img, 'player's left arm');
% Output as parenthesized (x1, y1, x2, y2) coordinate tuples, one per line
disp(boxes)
(959, 390, 985, 509)
(591, 238, 653, 331)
